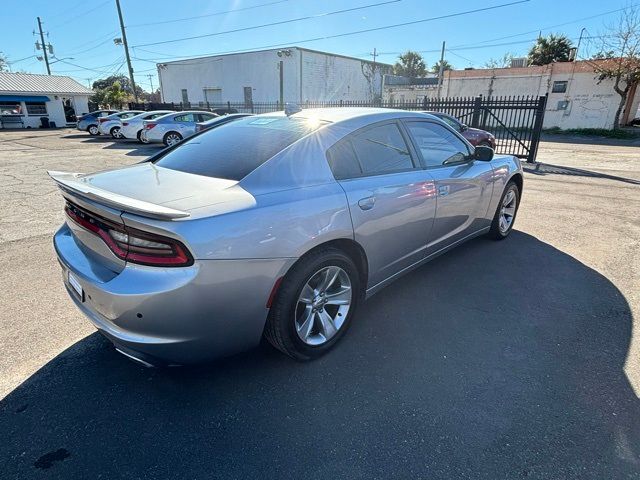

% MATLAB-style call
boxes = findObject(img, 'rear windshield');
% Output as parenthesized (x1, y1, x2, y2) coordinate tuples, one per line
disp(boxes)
(153, 116, 326, 180)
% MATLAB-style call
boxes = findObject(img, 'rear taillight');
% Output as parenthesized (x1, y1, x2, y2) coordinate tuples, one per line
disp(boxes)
(145, 122, 157, 130)
(122, 122, 129, 126)
(65, 202, 193, 267)
(99, 118, 109, 123)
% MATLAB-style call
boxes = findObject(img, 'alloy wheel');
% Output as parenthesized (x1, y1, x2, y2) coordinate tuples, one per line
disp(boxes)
(499, 188, 517, 234)
(166, 134, 181, 146)
(88, 125, 98, 135)
(295, 266, 352, 346)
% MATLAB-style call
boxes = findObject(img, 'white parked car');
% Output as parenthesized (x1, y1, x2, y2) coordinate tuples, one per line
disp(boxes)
(141, 111, 218, 146)
(120, 110, 173, 143)
(97, 111, 144, 138)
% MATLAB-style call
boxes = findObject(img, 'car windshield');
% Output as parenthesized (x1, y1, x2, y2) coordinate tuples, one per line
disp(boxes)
(154, 116, 327, 180)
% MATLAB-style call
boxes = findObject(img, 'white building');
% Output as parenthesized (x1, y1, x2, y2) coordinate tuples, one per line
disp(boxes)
(157, 47, 392, 105)
(383, 60, 640, 129)
(0, 72, 93, 129)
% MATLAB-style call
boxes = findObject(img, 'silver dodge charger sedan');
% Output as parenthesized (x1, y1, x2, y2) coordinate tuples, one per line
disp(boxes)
(50, 108, 522, 366)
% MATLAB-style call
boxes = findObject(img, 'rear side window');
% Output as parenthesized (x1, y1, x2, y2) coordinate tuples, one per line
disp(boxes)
(154, 116, 326, 180)
(327, 122, 414, 179)
(405, 121, 470, 167)
(174, 113, 195, 122)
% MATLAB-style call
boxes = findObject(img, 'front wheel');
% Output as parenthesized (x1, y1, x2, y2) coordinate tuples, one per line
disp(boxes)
(264, 248, 362, 360)
(137, 130, 148, 143)
(487, 181, 520, 240)
(87, 125, 99, 135)
(163, 132, 182, 146)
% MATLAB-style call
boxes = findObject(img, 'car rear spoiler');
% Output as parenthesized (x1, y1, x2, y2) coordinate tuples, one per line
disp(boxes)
(47, 171, 191, 220)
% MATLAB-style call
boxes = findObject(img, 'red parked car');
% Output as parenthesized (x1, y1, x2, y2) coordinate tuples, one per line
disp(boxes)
(425, 111, 496, 149)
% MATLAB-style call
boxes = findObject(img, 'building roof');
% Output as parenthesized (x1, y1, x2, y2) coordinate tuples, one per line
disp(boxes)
(0, 72, 93, 95)
(159, 46, 393, 68)
(445, 59, 622, 79)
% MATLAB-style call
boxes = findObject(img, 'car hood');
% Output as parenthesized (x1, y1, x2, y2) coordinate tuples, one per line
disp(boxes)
(51, 163, 256, 219)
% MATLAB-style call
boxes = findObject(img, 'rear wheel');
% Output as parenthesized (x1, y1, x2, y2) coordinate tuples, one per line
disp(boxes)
(487, 181, 520, 240)
(163, 132, 182, 147)
(87, 124, 99, 135)
(110, 126, 122, 139)
(264, 248, 362, 360)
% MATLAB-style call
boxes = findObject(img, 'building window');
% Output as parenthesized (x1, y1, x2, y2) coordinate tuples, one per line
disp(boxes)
(0, 102, 21, 115)
(552, 81, 568, 93)
(26, 102, 47, 115)
(181, 89, 189, 104)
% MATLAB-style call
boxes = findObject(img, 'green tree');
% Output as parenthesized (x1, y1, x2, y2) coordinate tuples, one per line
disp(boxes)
(432, 59, 453, 73)
(393, 51, 427, 77)
(592, 5, 640, 128)
(103, 81, 127, 109)
(528, 34, 573, 65)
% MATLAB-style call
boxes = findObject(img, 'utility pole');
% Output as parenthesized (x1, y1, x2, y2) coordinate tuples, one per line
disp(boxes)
(437, 41, 446, 99)
(147, 74, 154, 92)
(115, 0, 138, 101)
(370, 47, 377, 65)
(37, 17, 51, 75)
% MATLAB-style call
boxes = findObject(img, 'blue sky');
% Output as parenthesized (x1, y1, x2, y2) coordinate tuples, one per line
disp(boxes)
(2, 0, 635, 92)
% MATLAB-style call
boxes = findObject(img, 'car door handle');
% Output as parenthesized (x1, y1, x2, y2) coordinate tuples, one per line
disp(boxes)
(358, 196, 376, 210)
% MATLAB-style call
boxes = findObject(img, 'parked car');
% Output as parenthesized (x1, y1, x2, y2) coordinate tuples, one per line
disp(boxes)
(97, 111, 145, 138)
(120, 110, 174, 142)
(141, 111, 218, 146)
(76, 110, 118, 135)
(424, 111, 496, 148)
(50, 108, 523, 366)
(194, 113, 254, 133)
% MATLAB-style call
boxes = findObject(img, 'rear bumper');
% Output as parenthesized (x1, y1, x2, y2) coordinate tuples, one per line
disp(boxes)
(54, 224, 293, 364)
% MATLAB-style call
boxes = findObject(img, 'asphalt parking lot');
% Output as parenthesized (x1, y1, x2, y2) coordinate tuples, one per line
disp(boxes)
(1, 129, 639, 479)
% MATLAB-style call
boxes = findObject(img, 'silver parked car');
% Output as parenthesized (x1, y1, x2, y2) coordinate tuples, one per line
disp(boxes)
(77, 110, 118, 135)
(50, 108, 523, 366)
(141, 110, 218, 146)
(120, 110, 173, 142)
(97, 110, 144, 138)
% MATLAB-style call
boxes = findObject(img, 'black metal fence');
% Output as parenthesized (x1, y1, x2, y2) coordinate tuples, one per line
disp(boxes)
(128, 95, 547, 162)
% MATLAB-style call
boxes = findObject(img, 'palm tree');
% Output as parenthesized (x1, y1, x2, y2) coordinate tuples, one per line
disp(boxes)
(528, 34, 573, 65)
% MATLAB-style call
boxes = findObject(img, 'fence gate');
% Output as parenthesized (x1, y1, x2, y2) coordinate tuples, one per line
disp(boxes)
(422, 95, 547, 163)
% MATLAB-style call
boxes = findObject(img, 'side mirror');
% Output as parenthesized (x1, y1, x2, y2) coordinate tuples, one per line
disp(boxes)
(460, 124, 468, 132)
(474, 145, 494, 161)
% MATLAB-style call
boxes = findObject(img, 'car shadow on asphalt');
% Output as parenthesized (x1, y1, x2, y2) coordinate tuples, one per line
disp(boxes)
(1, 232, 638, 479)
(524, 162, 640, 185)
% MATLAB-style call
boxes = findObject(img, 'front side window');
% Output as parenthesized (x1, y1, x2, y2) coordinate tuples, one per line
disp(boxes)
(436, 114, 462, 132)
(405, 121, 470, 167)
(327, 122, 414, 179)
(26, 102, 47, 115)
(154, 116, 326, 180)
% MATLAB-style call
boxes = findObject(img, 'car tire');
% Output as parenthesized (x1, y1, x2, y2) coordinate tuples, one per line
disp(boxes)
(163, 132, 182, 147)
(264, 247, 362, 361)
(487, 180, 520, 240)
(137, 130, 148, 143)
(110, 126, 121, 139)
(88, 125, 99, 135)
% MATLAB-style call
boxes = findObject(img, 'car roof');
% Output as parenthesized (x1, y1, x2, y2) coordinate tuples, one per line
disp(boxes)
(153, 110, 217, 121)
(199, 113, 253, 124)
(270, 107, 439, 125)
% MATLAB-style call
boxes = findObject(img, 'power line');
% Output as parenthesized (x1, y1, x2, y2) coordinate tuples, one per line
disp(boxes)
(133, 0, 402, 48)
(48, 0, 111, 30)
(127, 0, 290, 28)
(132, 0, 530, 63)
